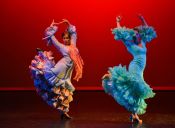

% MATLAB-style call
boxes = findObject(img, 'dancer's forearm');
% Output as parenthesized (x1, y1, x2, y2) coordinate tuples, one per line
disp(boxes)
(139, 15, 148, 26)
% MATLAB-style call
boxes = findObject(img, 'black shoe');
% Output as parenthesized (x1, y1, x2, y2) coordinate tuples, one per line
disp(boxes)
(130, 114, 138, 123)
(61, 113, 72, 120)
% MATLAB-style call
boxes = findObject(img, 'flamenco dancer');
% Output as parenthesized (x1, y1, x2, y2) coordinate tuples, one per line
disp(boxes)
(102, 15, 156, 124)
(29, 19, 84, 120)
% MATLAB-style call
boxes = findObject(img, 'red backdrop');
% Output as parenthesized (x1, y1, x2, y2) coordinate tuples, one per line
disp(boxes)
(1, 0, 175, 90)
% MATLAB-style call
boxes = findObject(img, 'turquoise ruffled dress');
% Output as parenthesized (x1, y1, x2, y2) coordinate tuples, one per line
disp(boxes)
(102, 26, 157, 115)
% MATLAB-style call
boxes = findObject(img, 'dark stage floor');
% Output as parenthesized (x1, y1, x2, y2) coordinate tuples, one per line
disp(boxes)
(0, 91, 175, 128)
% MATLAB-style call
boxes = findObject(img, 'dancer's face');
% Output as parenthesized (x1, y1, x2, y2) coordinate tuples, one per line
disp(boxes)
(133, 30, 141, 45)
(63, 34, 71, 45)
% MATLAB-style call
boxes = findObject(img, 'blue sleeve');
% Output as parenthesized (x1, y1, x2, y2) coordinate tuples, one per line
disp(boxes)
(112, 27, 135, 42)
(137, 25, 157, 43)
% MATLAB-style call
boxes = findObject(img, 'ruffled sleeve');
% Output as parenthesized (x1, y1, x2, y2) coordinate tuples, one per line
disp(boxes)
(112, 27, 135, 42)
(137, 25, 157, 43)
(68, 24, 76, 34)
(68, 24, 77, 46)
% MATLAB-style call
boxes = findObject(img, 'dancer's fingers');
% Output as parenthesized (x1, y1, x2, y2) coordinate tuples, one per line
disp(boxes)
(62, 19, 70, 25)
(50, 19, 55, 27)
(52, 21, 64, 25)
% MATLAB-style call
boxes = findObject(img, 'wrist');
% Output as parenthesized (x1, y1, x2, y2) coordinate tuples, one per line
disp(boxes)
(140, 17, 144, 21)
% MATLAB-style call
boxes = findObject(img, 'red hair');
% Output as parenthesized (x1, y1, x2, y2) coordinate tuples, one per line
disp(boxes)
(68, 44, 84, 81)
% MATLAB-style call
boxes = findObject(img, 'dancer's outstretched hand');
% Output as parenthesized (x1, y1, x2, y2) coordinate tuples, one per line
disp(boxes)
(116, 16, 122, 22)
(62, 19, 70, 25)
(49, 19, 70, 26)
(50, 19, 55, 27)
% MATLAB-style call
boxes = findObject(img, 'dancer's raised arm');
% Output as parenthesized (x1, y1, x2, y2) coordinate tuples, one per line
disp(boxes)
(138, 15, 148, 26)
(116, 16, 122, 28)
